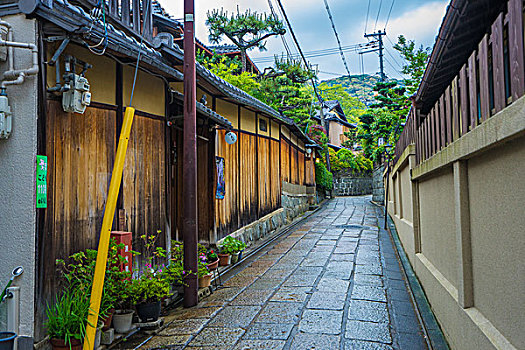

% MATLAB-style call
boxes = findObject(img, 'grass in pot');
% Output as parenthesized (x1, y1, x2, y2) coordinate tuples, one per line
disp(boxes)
(220, 236, 246, 265)
(45, 287, 90, 350)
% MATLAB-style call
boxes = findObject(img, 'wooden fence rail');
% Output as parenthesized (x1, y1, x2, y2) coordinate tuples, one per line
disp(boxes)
(394, 0, 524, 166)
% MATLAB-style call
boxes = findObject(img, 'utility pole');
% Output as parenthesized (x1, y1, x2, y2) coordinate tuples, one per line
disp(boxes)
(363, 30, 386, 81)
(183, 0, 198, 307)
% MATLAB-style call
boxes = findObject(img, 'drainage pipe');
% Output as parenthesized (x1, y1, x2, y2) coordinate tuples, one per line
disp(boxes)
(0, 23, 39, 87)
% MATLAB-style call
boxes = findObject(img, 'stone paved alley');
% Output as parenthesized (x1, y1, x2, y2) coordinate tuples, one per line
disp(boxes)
(140, 196, 427, 349)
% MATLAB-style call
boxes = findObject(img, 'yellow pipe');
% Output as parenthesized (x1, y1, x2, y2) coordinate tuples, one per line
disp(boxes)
(83, 107, 135, 350)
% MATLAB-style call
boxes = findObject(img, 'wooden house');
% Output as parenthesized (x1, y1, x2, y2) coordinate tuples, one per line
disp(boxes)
(0, 0, 318, 344)
(313, 100, 355, 148)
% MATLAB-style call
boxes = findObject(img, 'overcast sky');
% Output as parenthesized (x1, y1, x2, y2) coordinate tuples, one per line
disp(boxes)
(157, 0, 448, 81)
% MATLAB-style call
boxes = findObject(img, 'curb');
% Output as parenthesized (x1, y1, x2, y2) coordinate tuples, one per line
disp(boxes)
(384, 212, 450, 350)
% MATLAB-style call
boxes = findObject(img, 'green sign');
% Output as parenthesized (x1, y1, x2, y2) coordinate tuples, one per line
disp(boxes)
(36, 155, 47, 209)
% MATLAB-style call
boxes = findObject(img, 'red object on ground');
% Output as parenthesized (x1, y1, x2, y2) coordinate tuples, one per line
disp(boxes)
(110, 231, 132, 273)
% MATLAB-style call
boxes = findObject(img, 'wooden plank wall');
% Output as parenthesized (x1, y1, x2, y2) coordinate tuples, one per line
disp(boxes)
(215, 124, 308, 239)
(305, 156, 315, 186)
(398, 0, 525, 165)
(123, 115, 166, 259)
(215, 129, 240, 236)
(41, 100, 116, 312)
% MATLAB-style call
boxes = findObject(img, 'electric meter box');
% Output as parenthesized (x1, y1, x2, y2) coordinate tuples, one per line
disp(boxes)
(0, 95, 12, 139)
(62, 74, 91, 114)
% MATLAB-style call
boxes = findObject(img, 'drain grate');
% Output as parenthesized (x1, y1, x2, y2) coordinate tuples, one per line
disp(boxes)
(335, 224, 369, 229)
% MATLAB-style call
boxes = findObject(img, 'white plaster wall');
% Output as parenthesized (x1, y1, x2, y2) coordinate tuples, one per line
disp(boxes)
(0, 14, 38, 338)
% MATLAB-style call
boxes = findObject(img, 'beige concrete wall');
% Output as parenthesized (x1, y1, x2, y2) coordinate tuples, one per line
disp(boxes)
(240, 107, 256, 133)
(271, 120, 280, 140)
(467, 137, 525, 347)
(384, 98, 525, 350)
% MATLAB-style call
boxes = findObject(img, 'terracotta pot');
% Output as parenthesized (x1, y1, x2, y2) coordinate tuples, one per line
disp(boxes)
(218, 253, 230, 266)
(136, 301, 161, 323)
(230, 252, 240, 264)
(198, 274, 212, 288)
(50, 338, 82, 350)
(112, 309, 133, 333)
(206, 259, 219, 271)
(101, 308, 115, 331)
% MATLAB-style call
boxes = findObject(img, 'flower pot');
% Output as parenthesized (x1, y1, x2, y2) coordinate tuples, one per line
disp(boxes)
(206, 259, 219, 271)
(136, 301, 161, 323)
(94, 321, 104, 349)
(0, 332, 16, 350)
(112, 309, 133, 333)
(230, 252, 240, 264)
(218, 253, 230, 266)
(101, 308, 115, 331)
(49, 338, 82, 350)
(198, 274, 212, 288)
(238, 249, 244, 261)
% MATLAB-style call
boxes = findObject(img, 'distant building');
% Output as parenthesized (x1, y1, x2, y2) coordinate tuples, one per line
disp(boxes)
(313, 100, 356, 148)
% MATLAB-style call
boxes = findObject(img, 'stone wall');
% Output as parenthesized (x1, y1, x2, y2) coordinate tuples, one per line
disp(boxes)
(372, 164, 385, 203)
(332, 170, 372, 196)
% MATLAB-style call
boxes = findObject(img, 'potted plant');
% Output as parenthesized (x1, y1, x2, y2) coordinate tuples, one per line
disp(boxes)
(219, 236, 246, 264)
(0, 332, 16, 350)
(133, 232, 170, 323)
(197, 253, 212, 288)
(206, 249, 219, 270)
(45, 287, 90, 350)
(56, 239, 135, 335)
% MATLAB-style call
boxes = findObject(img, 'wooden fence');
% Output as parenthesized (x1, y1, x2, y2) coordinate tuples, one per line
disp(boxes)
(394, 0, 524, 165)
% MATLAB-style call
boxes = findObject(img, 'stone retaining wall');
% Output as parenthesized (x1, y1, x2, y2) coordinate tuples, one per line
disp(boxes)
(372, 164, 385, 203)
(333, 170, 372, 196)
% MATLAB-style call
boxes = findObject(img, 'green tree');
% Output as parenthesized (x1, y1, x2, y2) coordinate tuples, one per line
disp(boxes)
(318, 82, 366, 122)
(206, 8, 285, 72)
(393, 35, 430, 95)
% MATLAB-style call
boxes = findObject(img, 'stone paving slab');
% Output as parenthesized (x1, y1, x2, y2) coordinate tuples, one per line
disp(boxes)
(133, 196, 426, 350)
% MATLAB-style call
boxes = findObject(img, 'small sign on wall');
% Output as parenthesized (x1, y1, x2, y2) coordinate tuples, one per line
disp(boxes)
(36, 155, 47, 209)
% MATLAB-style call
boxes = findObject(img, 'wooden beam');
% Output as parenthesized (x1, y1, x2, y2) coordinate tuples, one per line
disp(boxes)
(459, 64, 469, 136)
(491, 13, 506, 113)
(478, 35, 490, 121)
(467, 52, 478, 131)
(508, 0, 525, 101)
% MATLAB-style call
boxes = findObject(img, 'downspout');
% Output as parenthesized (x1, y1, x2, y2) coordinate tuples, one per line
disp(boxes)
(0, 21, 39, 88)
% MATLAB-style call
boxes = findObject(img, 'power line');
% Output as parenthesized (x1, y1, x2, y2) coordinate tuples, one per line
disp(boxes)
(385, 47, 403, 70)
(252, 42, 377, 63)
(364, 0, 371, 34)
(374, 0, 383, 31)
(322, 0, 352, 79)
(275, 0, 320, 99)
(384, 0, 395, 30)
(267, 0, 292, 59)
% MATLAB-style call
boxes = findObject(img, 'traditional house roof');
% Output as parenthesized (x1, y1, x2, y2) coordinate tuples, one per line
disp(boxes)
(207, 44, 239, 54)
(416, 0, 507, 114)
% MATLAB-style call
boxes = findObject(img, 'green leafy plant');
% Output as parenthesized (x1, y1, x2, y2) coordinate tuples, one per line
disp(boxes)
(56, 238, 136, 312)
(219, 236, 246, 254)
(45, 286, 91, 345)
(132, 232, 170, 304)
(206, 249, 218, 262)
(315, 162, 333, 191)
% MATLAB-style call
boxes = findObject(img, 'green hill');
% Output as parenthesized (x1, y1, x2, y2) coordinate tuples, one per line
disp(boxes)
(322, 74, 399, 106)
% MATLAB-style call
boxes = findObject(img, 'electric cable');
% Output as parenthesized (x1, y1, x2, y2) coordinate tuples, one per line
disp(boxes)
(129, 0, 151, 106)
(322, 0, 352, 78)
(374, 0, 383, 31)
(267, 0, 292, 59)
(365, 0, 371, 35)
(276, 0, 323, 101)
(385, 47, 403, 70)
(384, 0, 395, 30)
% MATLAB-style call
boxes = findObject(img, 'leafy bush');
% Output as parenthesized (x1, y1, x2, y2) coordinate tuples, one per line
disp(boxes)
(315, 162, 333, 191)
(329, 148, 373, 172)
(219, 236, 246, 254)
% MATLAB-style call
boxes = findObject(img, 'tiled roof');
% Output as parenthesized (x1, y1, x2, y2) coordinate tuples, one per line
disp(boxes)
(208, 44, 239, 54)
(170, 90, 232, 128)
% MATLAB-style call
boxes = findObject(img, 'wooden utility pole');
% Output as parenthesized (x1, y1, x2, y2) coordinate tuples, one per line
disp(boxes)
(183, 0, 198, 307)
